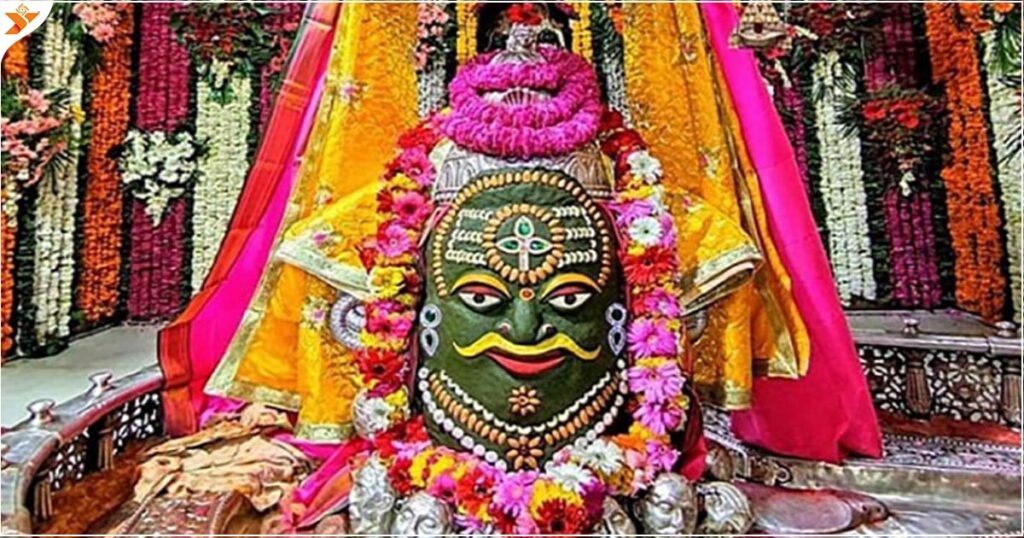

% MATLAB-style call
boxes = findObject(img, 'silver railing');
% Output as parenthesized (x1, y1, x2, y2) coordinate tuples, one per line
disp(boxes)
(0, 365, 164, 534)
(848, 310, 1022, 428)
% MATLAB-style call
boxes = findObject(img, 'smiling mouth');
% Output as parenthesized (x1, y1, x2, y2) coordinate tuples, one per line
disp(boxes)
(484, 349, 565, 377)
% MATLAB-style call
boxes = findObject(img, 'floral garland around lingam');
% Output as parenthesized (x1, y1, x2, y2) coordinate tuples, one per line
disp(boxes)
(120, 130, 201, 225)
(349, 104, 692, 533)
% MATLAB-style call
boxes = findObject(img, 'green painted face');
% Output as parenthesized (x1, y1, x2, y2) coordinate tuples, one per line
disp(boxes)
(417, 170, 627, 471)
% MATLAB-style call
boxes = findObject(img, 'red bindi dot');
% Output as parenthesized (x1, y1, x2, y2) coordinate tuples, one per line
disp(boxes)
(519, 288, 535, 301)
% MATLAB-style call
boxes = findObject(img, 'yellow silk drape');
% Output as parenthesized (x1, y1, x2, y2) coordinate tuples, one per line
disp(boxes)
(206, 3, 419, 441)
(623, 4, 809, 408)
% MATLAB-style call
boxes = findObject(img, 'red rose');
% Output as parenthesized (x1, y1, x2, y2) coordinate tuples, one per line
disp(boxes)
(387, 457, 415, 496)
(599, 107, 625, 133)
(356, 238, 378, 271)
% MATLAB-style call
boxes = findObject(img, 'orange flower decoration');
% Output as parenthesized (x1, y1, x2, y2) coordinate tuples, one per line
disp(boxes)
(78, 4, 135, 323)
(925, 4, 1006, 320)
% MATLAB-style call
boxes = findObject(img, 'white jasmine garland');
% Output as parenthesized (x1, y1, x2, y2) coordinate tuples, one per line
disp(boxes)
(812, 51, 876, 303)
(31, 19, 83, 344)
(120, 129, 200, 225)
(983, 30, 1022, 322)
(192, 60, 253, 291)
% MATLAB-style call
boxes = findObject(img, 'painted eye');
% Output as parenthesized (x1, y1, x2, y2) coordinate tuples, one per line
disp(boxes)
(547, 290, 593, 312)
(456, 284, 505, 312)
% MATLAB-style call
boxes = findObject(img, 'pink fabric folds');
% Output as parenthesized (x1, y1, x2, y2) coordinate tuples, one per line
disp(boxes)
(700, 3, 882, 462)
(158, 4, 340, 436)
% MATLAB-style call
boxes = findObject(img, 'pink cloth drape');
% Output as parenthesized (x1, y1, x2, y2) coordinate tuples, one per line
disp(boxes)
(159, 4, 339, 435)
(700, 4, 882, 462)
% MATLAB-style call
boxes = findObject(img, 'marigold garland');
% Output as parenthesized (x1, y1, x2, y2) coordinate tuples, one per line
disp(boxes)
(2, 38, 29, 80)
(456, 1, 477, 63)
(1, 182, 18, 358)
(570, 1, 592, 63)
(78, 3, 134, 324)
(925, 4, 1006, 320)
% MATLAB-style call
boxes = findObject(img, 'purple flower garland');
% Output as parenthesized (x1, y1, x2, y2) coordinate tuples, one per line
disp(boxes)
(126, 2, 191, 320)
(867, 5, 942, 308)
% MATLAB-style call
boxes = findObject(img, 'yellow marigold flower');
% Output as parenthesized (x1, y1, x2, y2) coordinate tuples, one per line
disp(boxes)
(368, 266, 405, 298)
(528, 479, 581, 518)
(385, 387, 408, 406)
(409, 451, 434, 488)
(626, 244, 646, 257)
(70, 104, 86, 125)
(388, 174, 419, 191)
(605, 466, 635, 496)
(429, 454, 457, 479)
(628, 421, 656, 441)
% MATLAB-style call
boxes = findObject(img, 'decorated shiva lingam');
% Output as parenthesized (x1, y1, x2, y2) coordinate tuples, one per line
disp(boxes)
(332, 18, 753, 536)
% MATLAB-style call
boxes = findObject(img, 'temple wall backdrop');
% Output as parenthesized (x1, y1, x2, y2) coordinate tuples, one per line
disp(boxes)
(1, 3, 1020, 360)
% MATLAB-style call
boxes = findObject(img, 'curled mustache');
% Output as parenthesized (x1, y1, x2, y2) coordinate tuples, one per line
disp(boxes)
(453, 332, 599, 361)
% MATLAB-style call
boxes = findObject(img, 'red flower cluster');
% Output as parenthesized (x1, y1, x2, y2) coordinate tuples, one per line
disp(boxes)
(862, 94, 930, 130)
(855, 86, 941, 193)
(597, 109, 647, 187)
(535, 499, 591, 535)
(506, 3, 544, 26)
(623, 247, 677, 286)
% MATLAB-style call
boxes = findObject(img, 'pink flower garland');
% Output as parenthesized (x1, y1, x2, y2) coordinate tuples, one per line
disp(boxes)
(867, 6, 942, 308)
(347, 107, 695, 534)
(126, 3, 191, 321)
(442, 46, 602, 159)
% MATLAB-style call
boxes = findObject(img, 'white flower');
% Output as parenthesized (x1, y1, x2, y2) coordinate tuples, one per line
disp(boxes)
(577, 439, 624, 475)
(627, 216, 663, 247)
(627, 150, 662, 184)
(547, 463, 595, 494)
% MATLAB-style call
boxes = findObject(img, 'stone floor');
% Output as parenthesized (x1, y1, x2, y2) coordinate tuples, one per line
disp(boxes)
(1, 325, 159, 427)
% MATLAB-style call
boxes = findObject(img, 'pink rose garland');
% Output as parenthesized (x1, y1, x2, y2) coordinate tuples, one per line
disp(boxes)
(442, 46, 602, 159)
(126, 2, 191, 321)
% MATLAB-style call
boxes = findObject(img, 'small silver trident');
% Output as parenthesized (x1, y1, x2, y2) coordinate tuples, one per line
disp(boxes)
(496, 216, 553, 271)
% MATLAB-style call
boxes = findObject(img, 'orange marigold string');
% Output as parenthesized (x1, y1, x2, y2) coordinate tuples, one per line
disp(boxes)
(2, 38, 29, 80)
(77, 4, 135, 323)
(925, 4, 1006, 320)
(1, 198, 15, 358)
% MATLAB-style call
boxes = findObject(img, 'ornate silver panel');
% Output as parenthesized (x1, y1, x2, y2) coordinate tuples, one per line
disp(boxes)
(858, 345, 907, 416)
